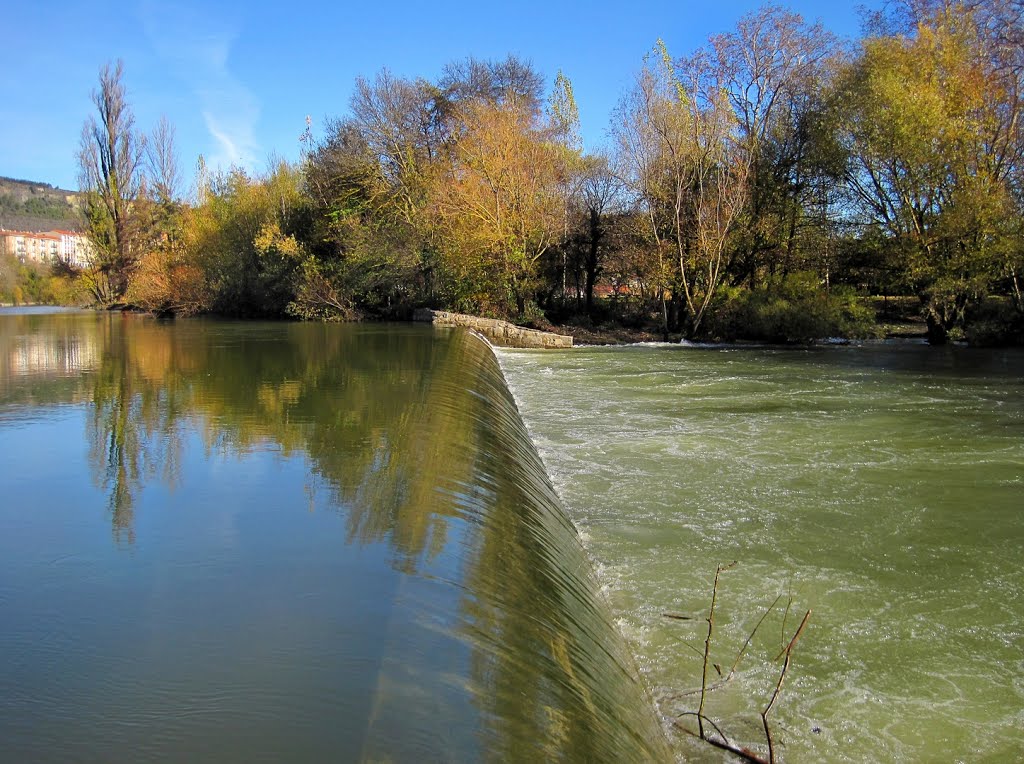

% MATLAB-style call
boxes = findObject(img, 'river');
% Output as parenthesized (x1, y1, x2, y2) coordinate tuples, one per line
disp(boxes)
(4, 308, 1021, 761)
(496, 340, 1024, 762)
(0, 309, 668, 762)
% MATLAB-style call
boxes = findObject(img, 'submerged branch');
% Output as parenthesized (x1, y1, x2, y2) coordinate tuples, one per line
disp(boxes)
(698, 561, 736, 738)
(666, 565, 811, 763)
(674, 716, 769, 764)
(764, 609, 812, 763)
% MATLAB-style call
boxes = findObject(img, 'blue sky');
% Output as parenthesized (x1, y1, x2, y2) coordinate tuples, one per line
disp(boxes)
(1, 0, 862, 192)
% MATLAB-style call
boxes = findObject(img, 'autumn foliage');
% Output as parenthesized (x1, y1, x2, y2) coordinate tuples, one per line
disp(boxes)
(69, 2, 1024, 344)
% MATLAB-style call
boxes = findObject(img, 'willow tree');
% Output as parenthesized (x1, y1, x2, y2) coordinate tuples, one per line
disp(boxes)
(832, 3, 1020, 342)
(78, 60, 146, 303)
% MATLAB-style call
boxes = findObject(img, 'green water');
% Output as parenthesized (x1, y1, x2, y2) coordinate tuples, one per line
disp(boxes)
(0, 310, 669, 762)
(497, 342, 1024, 762)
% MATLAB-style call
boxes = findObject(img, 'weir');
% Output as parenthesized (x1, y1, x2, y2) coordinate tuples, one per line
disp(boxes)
(0, 311, 669, 762)
(495, 339, 1024, 761)
(441, 328, 672, 761)
(414, 308, 574, 348)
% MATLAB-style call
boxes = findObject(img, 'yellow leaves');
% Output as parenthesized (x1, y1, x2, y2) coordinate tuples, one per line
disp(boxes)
(256, 380, 303, 418)
(254, 222, 303, 260)
(858, 18, 989, 155)
(428, 97, 570, 311)
(834, 3, 1018, 335)
(548, 70, 581, 150)
(126, 246, 212, 315)
(655, 39, 689, 109)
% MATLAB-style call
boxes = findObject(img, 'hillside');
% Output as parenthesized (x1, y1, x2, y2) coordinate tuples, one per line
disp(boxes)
(0, 176, 83, 232)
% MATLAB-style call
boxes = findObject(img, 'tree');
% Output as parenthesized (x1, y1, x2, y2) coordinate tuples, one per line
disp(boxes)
(78, 60, 146, 303)
(146, 115, 181, 206)
(974, 0, 1024, 320)
(127, 115, 190, 315)
(430, 96, 571, 316)
(613, 42, 749, 337)
(438, 55, 546, 114)
(301, 91, 431, 319)
(709, 6, 839, 286)
(575, 153, 623, 315)
(548, 70, 582, 151)
(831, 4, 1017, 341)
(347, 71, 441, 226)
(181, 161, 311, 317)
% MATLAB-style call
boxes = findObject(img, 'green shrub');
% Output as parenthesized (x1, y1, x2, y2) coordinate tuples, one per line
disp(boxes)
(706, 273, 878, 343)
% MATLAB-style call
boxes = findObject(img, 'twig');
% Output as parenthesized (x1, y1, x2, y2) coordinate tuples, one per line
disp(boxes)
(773, 608, 811, 664)
(662, 614, 706, 659)
(703, 735, 771, 764)
(674, 712, 730, 745)
(780, 588, 793, 654)
(664, 593, 781, 701)
(763, 609, 812, 763)
(674, 717, 770, 764)
(728, 593, 783, 680)
(677, 639, 707, 660)
(699, 561, 736, 739)
(666, 567, 810, 763)
(662, 675, 730, 700)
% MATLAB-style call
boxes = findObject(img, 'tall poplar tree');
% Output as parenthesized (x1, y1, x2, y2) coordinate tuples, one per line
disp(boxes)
(78, 60, 145, 303)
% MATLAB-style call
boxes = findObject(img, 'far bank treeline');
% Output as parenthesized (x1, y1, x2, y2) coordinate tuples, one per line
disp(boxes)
(70, 0, 1023, 345)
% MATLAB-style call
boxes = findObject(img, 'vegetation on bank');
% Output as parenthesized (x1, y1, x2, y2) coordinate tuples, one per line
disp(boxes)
(0, 255, 88, 307)
(20, 0, 1023, 345)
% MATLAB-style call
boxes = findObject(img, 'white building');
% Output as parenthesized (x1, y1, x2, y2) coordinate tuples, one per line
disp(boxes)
(51, 229, 94, 268)
(0, 229, 93, 268)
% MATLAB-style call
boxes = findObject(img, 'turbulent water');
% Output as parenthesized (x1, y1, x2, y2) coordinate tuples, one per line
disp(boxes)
(0, 310, 669, 762)
(497, 341, 1024, 762)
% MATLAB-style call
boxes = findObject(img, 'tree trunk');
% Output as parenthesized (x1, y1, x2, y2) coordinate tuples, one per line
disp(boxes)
(925, 313, 948, 345)
(584, 207, 601, 317)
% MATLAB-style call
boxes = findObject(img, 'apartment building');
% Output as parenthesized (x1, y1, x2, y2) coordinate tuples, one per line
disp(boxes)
(0, 229, 93, 268)
(51, 230, 93, 268)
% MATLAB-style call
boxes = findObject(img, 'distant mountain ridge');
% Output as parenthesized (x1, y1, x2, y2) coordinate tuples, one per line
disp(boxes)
(0, 176, 83, 232)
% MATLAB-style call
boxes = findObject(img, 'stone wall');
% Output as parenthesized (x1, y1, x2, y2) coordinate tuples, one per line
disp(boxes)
(413, 309, 572, 349)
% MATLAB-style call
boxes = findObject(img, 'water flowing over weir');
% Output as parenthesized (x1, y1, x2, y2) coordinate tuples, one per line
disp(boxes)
(496, 342, 1024, 762)
(0, 311, 670, 762)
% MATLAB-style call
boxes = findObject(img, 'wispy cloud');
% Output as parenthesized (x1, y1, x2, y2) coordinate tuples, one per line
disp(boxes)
(138, 1, 260, 172)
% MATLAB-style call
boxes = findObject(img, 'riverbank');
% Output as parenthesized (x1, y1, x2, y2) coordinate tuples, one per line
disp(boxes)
(9, 299, 939, 347)
(542, 319, 928, 346)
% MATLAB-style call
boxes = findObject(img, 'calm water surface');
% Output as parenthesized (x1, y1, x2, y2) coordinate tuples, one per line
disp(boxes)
(0, 309, 669, 762)
(498, 341, 1024, 762)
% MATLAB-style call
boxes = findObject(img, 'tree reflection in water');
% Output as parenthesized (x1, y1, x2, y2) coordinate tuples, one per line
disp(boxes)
(3, 313, 670, 761)
(78, 319, 474, 564)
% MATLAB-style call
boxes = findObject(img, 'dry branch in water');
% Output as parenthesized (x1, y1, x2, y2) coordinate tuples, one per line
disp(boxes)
(763, 609, 812, 763)
(666, 564, 812, 763)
